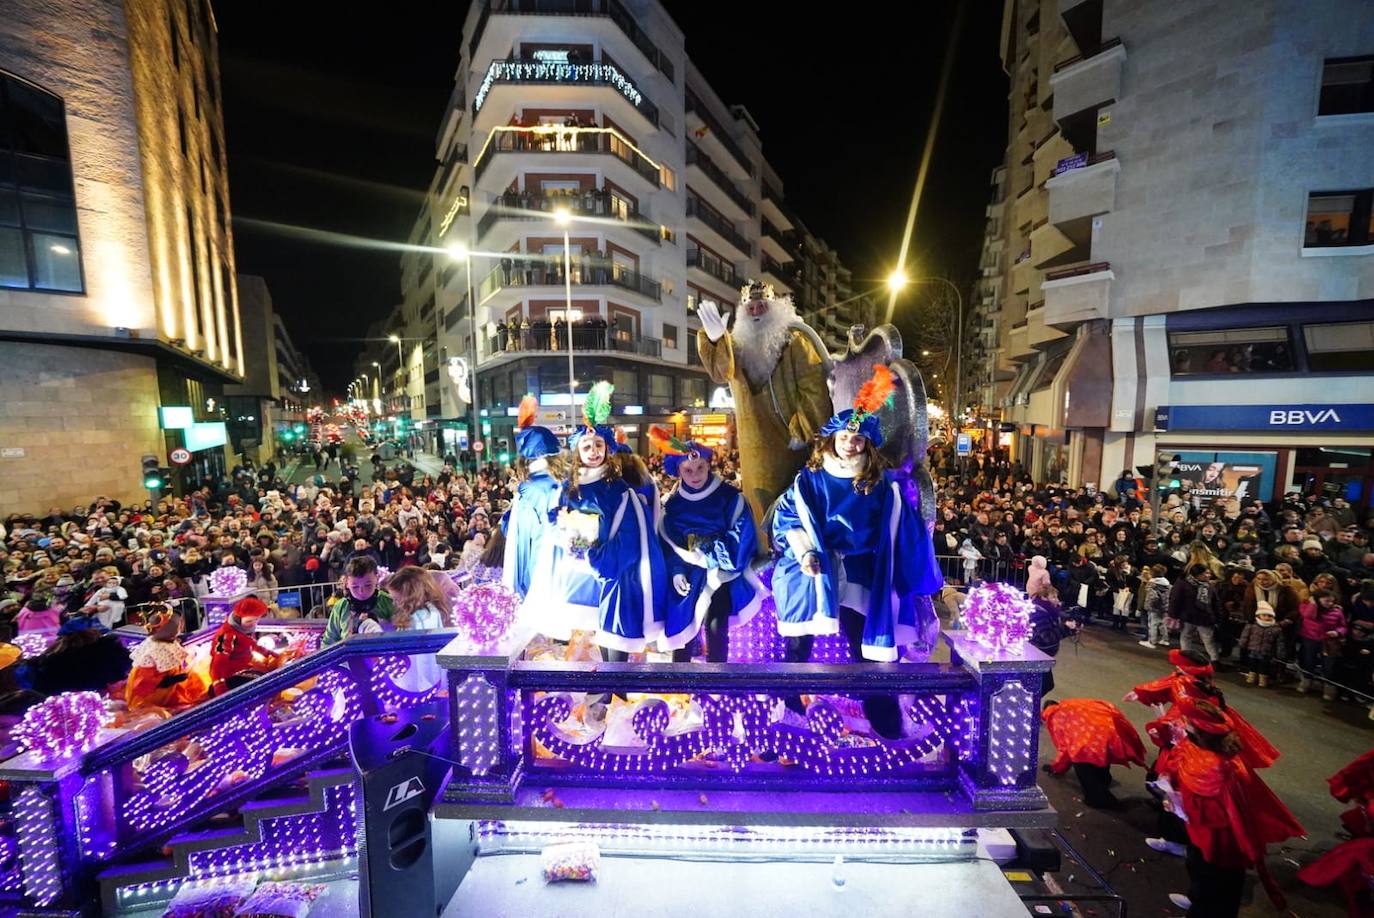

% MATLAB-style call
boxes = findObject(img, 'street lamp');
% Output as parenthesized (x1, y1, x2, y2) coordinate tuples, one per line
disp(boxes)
(886, 270, 908, 294)
(553, 207, 576, 413)
(444, 241, 481, 469)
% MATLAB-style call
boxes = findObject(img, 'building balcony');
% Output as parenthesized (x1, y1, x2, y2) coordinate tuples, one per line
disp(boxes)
(1026, 302, 1068, 348)
(476, 258, 663, 304)
(473, 126, 661, 189)
(687, 195, 753, 259)
(477, 326, 663, 365)
(1030, 219, 1081, 270)
(1050, 38, 1125, 123)
(1041, 261, 1113, 327)
(469, 0, 675, 85)
(1046, 151, 1118, 229)
(1010, 249, 1034, 294)
(475, 188, 660, 245)
(685, 87, 754, 178)
(686, 143, 754, 219)
(761, 255, 795, 291)
(472, 56, 660, 131)
(760, 182, 794, 231)
(687, 248, 744, 290)
(1006, 320, 1035, 360)
(760, 219, 794, 263)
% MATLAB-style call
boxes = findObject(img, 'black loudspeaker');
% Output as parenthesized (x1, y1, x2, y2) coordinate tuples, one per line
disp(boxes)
(350, 700, 455, 917)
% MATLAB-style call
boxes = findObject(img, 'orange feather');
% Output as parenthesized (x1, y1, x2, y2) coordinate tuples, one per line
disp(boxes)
(517, 395, 538, 430)
(853, 364, 895, 415)
(649, 426, 686, 455)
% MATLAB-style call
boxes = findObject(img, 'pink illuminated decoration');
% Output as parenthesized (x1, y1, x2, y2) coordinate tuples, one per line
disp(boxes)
(376, 565, 392, 583)
(208, 566, 248, 597)
(529, 693, 942, 776)
(13, 692, 109, 761)
(729, 570, 851, 664)
(961, 583, 1032, 654)
(451, 582, 520, 649)
(13, 632, 53, 659)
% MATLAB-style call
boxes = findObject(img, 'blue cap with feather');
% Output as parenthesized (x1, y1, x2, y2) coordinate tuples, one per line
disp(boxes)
(568, 381, 616, 451)
(514, 396, 561, 459)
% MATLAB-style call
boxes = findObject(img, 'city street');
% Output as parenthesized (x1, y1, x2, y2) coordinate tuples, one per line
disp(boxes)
(1035, 625, 1366, 916)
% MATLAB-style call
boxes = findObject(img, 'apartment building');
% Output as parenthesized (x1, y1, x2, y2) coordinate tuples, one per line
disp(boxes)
(0, 0, 244, 510)
(979, 0, 1374, 500)
(375, 0, 874, 457)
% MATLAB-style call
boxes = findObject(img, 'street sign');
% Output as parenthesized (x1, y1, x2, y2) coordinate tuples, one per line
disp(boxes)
(170, 448, 192, 465)
(956, 433, 972, 456)
(457, 434, 469, 449)
(473, 440, 484, 453)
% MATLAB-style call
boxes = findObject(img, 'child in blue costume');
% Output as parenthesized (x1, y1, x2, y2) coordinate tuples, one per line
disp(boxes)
(502, 396, 564, 599)
(541, 382, 666, 661)
(654, 427, 767, 662)
(771, 366, 943, 737)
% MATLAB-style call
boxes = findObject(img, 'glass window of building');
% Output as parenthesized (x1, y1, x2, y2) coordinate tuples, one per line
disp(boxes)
(648, 373, 672, 404)
(612, 368, 638, 401)
(662, 323, 678, 349)
(681, 377, 707, 407)
(1168, 327, 1293, 375)
(1305, 190, 1373, 247)
(1304, 321, 1374, 372)
(1319, 56, 1374, 116)
(0, 73, 82, 292)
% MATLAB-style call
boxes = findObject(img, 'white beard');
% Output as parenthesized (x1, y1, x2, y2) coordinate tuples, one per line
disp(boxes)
(731, 297, 797, 388)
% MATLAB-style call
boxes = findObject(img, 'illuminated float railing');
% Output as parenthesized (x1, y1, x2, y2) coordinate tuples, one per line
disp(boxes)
(437, 629, 1054, 824)
(0, 629, 455, 912)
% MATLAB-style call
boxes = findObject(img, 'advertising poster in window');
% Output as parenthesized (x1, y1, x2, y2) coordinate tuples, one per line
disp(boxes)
(1174, 451, 1278, 510)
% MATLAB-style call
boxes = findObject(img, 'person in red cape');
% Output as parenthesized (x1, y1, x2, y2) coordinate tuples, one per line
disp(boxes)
(1329, 747, 1374, 838)
(1295, 749, 1374, 917)
(1157, 697, 1304, 917)
(208, 596, 290, 696)
(1041, 698, 1146, 809)
(1126, 648, 1278, 771)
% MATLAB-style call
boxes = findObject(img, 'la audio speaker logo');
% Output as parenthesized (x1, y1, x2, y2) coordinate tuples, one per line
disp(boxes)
(384, 777, 425, 811)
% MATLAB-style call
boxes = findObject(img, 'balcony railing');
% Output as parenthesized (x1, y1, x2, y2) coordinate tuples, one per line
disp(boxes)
(687, 248, 744, 289)
(686, 142, 754, 216)
(1053, 36, 1123, 73)
(478, 257, 662, 302)
(470, 0, 675, 84)
(480, 325, 662, 361)
(760, 254, 795, 286)
(476, 187, 659, 244)
(687, 195, 752, 257)
(1044, 261, 1111, 282)
(473, 125, 660, 187)
(684, 87, 754, 176)
(473, 55, 660, 128)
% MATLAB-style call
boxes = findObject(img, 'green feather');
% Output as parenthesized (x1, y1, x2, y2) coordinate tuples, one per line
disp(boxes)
(584, 381, 614, 426)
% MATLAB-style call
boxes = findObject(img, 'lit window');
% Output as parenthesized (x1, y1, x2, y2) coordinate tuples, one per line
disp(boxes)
(1304, 321, 1374, 372)
(1167, 327, 1293, 375)
(1319, 56, 1374, 116)
(1305, 189, 1373, 247)
(0, 73, 82, 291)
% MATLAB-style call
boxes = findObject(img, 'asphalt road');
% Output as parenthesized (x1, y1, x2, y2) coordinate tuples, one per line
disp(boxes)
(1036, 623, 1368, 916)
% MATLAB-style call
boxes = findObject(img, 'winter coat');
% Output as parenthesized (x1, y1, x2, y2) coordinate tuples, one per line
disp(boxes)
(1298, 600, 1347, 643)
(1029, 596, 1063, 658)
(1241, 579, 1300, 627)
(1140, 577, 1171, 618)
(1169, 576, 1219, 628)
(1238, 621, 1283, 660)
(1026, 556, 1052, 597)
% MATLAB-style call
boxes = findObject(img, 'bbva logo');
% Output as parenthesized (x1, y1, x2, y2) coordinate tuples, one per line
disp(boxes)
(1268, 409, 1342, 425)
(384, 776, 425, 811)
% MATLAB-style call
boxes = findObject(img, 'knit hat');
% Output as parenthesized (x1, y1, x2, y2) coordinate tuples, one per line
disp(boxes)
(1254, 600, 1276, 627)
(1169, 648, 1214, 677)
(649, 426, 714, 478)
(232, 595, 269, 621)
(1302, 538, 1323, 552)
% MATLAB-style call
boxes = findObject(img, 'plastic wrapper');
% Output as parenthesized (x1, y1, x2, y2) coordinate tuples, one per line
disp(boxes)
(233, 881, 326, 917)
(540, 840, 600, 883)
(162, 878, 257, 918)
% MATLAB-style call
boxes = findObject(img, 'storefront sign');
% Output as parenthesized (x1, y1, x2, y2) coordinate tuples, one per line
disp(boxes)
(689, 413, 731, 448)
(1052, 152, 1088, 176)
(1171, 451, 1279, 505)
(184, 422, 227, 452)
(159, 406, 194, 430)
(1155, 404, 1374, 432)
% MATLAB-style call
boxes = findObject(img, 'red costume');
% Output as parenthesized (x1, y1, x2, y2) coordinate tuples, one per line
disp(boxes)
(1297, 749, 1374, 916)
(1160, 698, 1304, 908)
(1329, 748, 1374, 837)
(1041, 699, 1146, 774)
(208, 597, 278, 695)
(1131, 650, 1278, 770)
(125, 605, 208, 712)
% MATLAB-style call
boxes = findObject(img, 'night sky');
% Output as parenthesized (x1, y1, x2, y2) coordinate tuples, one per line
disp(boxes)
(215, 3, 1008, 394)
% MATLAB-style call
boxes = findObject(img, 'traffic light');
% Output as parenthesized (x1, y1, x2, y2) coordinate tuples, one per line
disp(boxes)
(141, 455, 166, 491)
(481, 420, 492, 436)
(280, 429, 294, 443)
(1155, 451, 1181, 491)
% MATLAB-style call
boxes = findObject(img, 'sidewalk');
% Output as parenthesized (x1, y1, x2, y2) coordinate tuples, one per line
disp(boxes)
(402, 451, 446, 478)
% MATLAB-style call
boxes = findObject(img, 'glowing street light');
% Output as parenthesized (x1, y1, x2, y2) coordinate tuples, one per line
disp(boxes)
(552, 206, 572, 228)
(886, 270, 908, 294)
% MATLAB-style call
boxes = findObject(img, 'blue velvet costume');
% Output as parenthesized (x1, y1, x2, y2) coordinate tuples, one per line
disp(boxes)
(503, 425, 563, 599)
(658, 473, 767, 651)
(771, 409, 942, 661)
(530, 423, 667, 652)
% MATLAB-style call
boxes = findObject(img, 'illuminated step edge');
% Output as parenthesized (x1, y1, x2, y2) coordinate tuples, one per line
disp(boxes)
(102, 768, 359, 915)
(477, 820, 976, 862)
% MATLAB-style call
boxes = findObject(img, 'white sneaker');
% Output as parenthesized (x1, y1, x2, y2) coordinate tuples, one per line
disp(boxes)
(1155, 641, 1170, 647)
(1137, 640, 1155, 648)
(1146, 837, 1187, 857)
(1168, 892, 1191, 910)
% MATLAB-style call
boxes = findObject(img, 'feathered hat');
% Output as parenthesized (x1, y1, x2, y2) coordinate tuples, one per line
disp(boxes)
(1168, 648, 1214, 678)
(820, 364, 896, 448)
(650, 426, 714, 478)
(568, 381, 617, 451)
(142, 601, 181, 635)
(513, 395, 561, 460)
